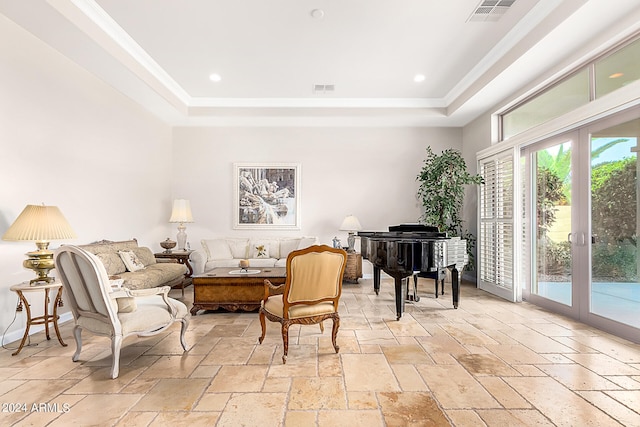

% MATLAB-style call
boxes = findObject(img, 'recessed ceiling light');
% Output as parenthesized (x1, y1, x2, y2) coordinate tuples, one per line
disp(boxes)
(414, 74, 426, 83)
(609, 72, 624, 79)
(209, 73, 222, 82)
(311, 9, 324, 19)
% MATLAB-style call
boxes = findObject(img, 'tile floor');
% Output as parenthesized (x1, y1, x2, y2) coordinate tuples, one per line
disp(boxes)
(1, 277, 640, 426)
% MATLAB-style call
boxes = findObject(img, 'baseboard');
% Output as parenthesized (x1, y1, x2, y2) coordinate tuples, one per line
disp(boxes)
(2, 312, 73, 350)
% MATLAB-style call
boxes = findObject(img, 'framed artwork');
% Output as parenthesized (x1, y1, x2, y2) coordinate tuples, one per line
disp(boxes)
(233, 163, 301, 229)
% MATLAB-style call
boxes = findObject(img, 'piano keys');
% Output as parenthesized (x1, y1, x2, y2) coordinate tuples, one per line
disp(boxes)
(359, 224, 466, 320)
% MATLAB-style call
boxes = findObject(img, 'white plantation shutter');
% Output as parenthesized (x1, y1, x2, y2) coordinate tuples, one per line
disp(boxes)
(478, 150, 519, 301)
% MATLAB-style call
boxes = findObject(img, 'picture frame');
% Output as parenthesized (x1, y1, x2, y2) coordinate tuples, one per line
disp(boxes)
(233, 163, 301, 229)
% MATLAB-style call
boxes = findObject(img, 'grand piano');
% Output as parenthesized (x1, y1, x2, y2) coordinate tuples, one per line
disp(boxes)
(359, 224, 467, 320)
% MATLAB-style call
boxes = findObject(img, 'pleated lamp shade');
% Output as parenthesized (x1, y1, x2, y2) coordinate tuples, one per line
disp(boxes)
(3, 204, 76, 242)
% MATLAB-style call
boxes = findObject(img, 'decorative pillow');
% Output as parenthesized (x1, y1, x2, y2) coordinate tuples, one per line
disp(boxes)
(297, 237, 317, 250)
(226, 238, 249, 259)
(116, 297, 137, 313)
(118, 250, 145, 272)
(202, 239, 233, 260)
(279, 238, 301, 259)
(251, 243, 270, 259)
(132, 247, 156, 266)
(95, 252, 127, 276)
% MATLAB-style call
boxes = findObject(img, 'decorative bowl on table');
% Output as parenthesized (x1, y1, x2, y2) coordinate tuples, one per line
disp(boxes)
(160, 238, 177, 253)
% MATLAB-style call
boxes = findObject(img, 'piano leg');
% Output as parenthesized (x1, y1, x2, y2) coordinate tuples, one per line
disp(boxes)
(373, 267, 381, 295)
(407, 275, 420, 302)
(451, 266, 459, 309)
(394, 277, 405, 320)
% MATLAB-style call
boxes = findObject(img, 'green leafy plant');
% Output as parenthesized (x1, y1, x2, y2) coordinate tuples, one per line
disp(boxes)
(416, 147, 484, 269)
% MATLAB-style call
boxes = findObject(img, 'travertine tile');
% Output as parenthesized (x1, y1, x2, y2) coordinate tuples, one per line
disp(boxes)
(207, 365, 267, 392)
(317, 409, 384, 426)
(475, 409, 555, 426)
(476, 377, 531, 409)
(342, 353, 401, 392)
(416, 364, 500, 409)
(288, 376, 347, 410)
(537, 363, 621, 390)
(382, 343, 433, 365)
(378, 391, 450, 426)
(578, 390, 640, 426)
(347, 391, 379, 409)
(456, 353, 520, 376)
(390, 364, 429, 391)
(133, 378, 209, 411)
(285, 410, 317, 426)
(505, 376, 620, 426)
(565, 352, 640, 376)
(49, 393, 143, 426)
(215, 392, 286, 426)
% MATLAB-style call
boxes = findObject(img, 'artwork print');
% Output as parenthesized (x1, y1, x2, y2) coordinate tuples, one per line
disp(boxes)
(234, 163, 300, 229)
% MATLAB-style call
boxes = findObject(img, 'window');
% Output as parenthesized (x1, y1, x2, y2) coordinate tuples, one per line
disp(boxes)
(500, 33, 640, 141)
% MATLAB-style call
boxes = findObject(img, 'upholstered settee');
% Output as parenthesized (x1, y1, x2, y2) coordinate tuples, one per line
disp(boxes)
(190, 237, 318, 275)
(77, 239, 187, 290)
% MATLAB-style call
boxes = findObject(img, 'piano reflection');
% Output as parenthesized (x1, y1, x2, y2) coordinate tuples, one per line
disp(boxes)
(359, 224, 467, 320)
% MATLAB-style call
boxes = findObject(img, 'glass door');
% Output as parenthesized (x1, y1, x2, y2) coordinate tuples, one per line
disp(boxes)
(526, 137, 575, 310)
(521, 111, 640, 342)
(588, 118, 640, 330)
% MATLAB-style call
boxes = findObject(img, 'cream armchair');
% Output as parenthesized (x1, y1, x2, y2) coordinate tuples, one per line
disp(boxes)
(258, 245, 347, 364)
(54, 245, 190, 379)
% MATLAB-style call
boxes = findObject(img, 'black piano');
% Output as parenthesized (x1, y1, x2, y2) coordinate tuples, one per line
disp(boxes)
(359, 224, 462, 320)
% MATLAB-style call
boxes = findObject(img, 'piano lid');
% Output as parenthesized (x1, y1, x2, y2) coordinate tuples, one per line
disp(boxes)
(388, 224, 439, 233)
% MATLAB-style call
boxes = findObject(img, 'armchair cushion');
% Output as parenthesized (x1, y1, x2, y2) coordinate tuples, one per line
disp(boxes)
(115, 297, 137, 313)
(263, 295, 336, 319)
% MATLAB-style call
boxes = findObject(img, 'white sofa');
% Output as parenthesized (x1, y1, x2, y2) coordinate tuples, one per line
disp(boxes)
(190, 237, 318, 275)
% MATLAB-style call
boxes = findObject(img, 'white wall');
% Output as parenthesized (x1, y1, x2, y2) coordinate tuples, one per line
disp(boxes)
(0, 16, 173, 342)
(172, 126, 462, 272)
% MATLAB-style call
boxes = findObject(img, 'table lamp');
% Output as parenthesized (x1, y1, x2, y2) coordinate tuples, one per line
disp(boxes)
(340, 214, 362, 253)
(169, 199, 194, 250)
(2, 204, 77, 284)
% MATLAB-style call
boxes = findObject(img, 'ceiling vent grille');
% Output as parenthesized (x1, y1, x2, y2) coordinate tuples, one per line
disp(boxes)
(467, 0, 516, 22)
(313, 84, 335, 94)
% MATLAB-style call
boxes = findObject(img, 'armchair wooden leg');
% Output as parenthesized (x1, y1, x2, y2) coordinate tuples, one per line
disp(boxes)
(258, 309, 266, 344)
(331, 315, 340, 354)
(281, 321, 290, 364)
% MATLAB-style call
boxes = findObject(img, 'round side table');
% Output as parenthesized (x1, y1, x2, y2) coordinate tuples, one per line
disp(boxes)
(9, 281, 68, 356)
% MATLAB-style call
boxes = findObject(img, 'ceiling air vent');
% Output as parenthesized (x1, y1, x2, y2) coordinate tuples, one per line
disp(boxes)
(313, 84, 335, 94)
(467, 0, 516, 22)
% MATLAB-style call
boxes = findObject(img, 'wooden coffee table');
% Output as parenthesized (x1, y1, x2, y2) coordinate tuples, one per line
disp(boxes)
(191, 267, 286, 314)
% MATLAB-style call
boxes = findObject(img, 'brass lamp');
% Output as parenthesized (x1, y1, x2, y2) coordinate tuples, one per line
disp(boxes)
(169, 199, 194, 251)
(339, 214, 362, 253)
(3, 204, 77, 284)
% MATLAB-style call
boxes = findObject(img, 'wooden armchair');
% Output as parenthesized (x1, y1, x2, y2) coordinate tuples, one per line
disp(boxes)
(258, 245, 347, 363)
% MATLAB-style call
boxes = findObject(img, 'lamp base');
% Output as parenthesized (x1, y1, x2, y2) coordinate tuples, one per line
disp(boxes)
(24, 248, 56, 285)
(176, 224, 187, 251)
(347, 233, 356, 253)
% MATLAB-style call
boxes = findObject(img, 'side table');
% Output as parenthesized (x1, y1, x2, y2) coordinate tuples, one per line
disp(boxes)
(10, 282, 67, 356)
(154, 250, 194, 296)
(344, 252, 363, 283)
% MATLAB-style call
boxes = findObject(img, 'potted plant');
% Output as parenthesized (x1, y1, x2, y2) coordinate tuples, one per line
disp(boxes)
(416, 147, 483, 270)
